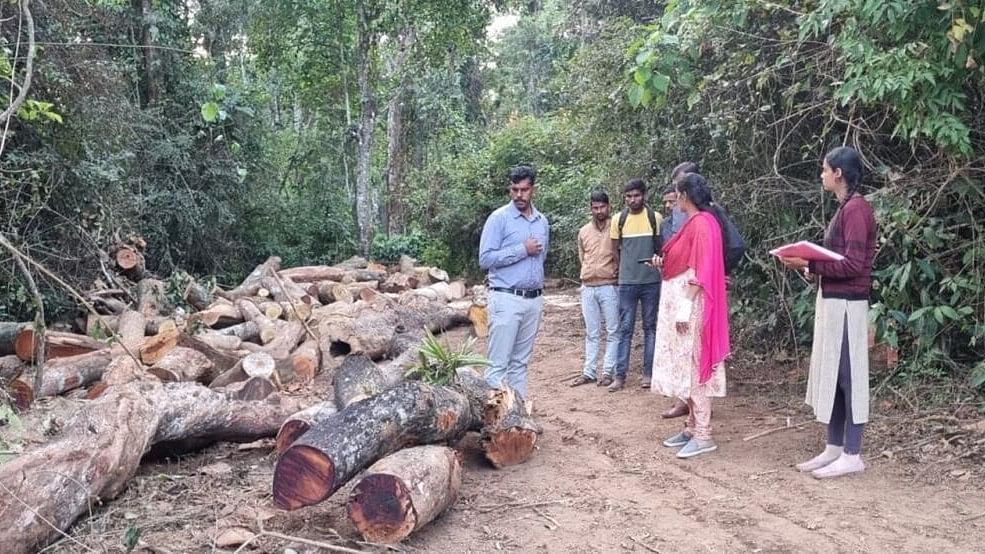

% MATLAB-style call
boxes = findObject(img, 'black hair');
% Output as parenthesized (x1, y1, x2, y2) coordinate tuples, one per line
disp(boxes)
(670, 161, 700, 181)
(623, 178, 646, 194)
(589, 190, 609, 204)
(661, 185, 677, 196)
(824, 146, 864, 195)
(509, 165, 537, 185)
(676, 173, 731, 265)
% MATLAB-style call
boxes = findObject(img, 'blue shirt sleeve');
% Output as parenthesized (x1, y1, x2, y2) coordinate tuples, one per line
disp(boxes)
(479, 211, 528, 270)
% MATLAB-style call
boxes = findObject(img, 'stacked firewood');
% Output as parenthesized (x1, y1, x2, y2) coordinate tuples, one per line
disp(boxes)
(0, 252, 504, 553)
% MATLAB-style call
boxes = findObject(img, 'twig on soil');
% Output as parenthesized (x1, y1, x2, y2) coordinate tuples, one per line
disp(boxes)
(533, 507, 559, 530)
(233, 515, 366, 554)
(137, 540, 175, 554)
(474, 498, 571, 514)
(0, 480, 96, 552)
(628, 535, 661, 553)
(742, 419, 813, 442)
(964, 511, 985, 522)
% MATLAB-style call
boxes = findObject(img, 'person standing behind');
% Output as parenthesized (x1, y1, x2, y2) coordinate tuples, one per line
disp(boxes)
(571, 191, 620, 387)
(608, 179, 662, 392)
(652, 173, 731, 458)
(779, 146, 877, 479)
(479, 165, 549, 400)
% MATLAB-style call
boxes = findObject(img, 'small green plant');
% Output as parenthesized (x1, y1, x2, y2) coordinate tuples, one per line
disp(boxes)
(405, 330, 491, 386)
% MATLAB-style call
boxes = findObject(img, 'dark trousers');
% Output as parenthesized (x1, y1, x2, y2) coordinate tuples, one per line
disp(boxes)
(615, 282, 659, 379)
(828, 319, 865, 454)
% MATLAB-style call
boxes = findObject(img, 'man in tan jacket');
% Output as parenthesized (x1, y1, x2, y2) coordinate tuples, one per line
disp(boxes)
(571, 191, 621, 387)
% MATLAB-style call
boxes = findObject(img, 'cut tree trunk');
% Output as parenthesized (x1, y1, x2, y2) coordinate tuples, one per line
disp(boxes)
(177, 333, 241, 380)
(34, 350, 113, 397)
(235, 299, 278, 344)
(318, 281, 353, 304)
(347, 445, 462, 544)
(217, 320, 260, 342)
(272, 380, 478, 510)
(454, 369, 539, 468)
(14, 329, 105, 362)
(135, 278, 166, 316)
(0, 381, 300, 554)
(216, 376, 277, 401)
(468, 303, 488, 338)
(218, 256, 282, 300)
(195, 332, 242, 351)
(190, 301, 243, 329)
(280, 301, 313, 321)
(92, 296, 128, 315)
(274, 400, 337, 454)
(257, 301, 284, 320)
(261, 275, 315, 305)
(446, 281, 467, 301)
(116, 309, 147, 346)
(113, 245, 145, 280)
(333, 354, 390, 409)
(279, 266, 346, 283)
(147, 347, 213, 383)
(183, 281, 212, 311)
(291, 340, 321, 382)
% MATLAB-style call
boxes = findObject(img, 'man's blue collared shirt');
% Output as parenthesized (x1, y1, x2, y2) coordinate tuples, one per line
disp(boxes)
(479, 202, 550, 290)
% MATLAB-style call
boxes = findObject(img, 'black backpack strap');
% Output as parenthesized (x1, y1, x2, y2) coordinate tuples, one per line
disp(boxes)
(617, 208, 629, 240)
(646, 206, 660, 253)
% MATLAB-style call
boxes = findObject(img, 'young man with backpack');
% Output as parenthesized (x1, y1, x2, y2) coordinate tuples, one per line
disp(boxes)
(607, 178, 662, 392)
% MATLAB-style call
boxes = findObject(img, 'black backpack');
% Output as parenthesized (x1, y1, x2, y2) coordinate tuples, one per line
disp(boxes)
(713, 203, 746, 275)
(617, 206, 661, 254)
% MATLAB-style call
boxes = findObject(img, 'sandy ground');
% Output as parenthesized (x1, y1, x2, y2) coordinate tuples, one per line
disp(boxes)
(51, 290, 985, 553)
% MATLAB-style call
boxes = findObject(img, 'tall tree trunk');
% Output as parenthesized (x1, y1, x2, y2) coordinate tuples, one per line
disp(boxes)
(132, 0, 159, 107)
(384, 28, 416, 235)
(354, 2, 379, 256)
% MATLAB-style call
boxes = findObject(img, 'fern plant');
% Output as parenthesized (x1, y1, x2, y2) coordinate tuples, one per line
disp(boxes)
(405, 330, 491, 386)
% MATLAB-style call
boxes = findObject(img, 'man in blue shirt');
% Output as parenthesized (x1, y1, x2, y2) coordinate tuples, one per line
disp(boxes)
(478, 165, 549, 400)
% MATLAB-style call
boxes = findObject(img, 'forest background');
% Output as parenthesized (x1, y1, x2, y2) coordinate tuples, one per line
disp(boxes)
(2, 0, 984, 395)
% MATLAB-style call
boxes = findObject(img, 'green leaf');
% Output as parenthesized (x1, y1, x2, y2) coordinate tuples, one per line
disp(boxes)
(939, 306, 960, 320)
(633, 66, 652, 86)
(650, 73, 670, 94)
(627, 83, 644, 107)
(201, 102, 220, 123)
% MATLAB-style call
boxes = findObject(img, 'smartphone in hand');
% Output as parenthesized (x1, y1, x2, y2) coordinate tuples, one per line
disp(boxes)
(637, 258, 652, 264)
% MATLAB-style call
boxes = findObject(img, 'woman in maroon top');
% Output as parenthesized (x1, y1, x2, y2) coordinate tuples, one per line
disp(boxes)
(780, 146, 877, 479)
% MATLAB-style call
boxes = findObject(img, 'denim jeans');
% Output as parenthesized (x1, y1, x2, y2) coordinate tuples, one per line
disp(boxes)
(580, 284, 620, 379)
(616, 282, 660, 379)
(484, 291, 545, 399)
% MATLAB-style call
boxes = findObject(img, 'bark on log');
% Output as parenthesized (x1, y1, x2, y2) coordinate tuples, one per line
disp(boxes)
(454, 369, 538, 468)
(274, 401, 337, 454)
(183, 281, 212, 311)
(217, 256, 282, 300)
(235, 299, 277, 344)
(428, 267, 450, 283)
(113, 245, 146, 280)
(92, 296, 128, 315)
(337, 255, 368, 269)
(32, 350, 113, 397)
(0, 354, 25, 382)
(135, 278, 166, 316)
(380, 272, 419, 293)
(147, 347, 213, 383)
(280, 301, 312, 321)
(257, 301, 284, 320)
(14, 329, 105, 362)
(217, 320, 260, 342)
(195, 332, 242, 351)
(446, 281, 467, 301)
(347, 445, 462, 544)
(177, 333, 241, 379)
(0, 322, 28, 356)
(318, 281, 353, 304)
(217, 376, 277, 401)
(261, 275, 315, 305)
(272, 380, 478, 510)
(333, 354, 389, 409)
(468, 304, 488, 338)
(0, 381, 300, 554)
(279, 265, 346, 283)
(291, 340, 321, 383)
(116, 309, 147, 347)
(190, 301, 243, 329)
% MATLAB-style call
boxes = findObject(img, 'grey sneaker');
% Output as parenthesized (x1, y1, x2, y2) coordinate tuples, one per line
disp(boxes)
(607, 376, 625, 392)
(662, 430, 692, 448)
(676, 438, 718, 459)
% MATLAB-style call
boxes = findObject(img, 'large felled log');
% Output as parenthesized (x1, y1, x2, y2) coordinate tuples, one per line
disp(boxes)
(260, 275, 316, 305)
(347, 445, 462, 544)
(235, 299, 278, 343)
(279, 265, 346, 283)
(217, 256, 282, 300)
(177, 333, 241, 379)
(34, 350, 114, 397)
(135, 278, 167, 316)
(318, 281, 353, 304)
(147, 347, 213, 383)
(0, 322, 28, 356)
(217, 376, 277, 401)
(333, 354, 390, 409)
(14, 328, 105, 362)
(316, 298, 469, 361)
(112, 244, 145, 280)
(454, 369, 538, 468)
(0, 381, 300, 554)
(217, 320, 260, 342)
(272, 380, 479, 510)
(190, 301, 243, 329)
(275, 400, 337, 454)
(183, 280, 212, 311)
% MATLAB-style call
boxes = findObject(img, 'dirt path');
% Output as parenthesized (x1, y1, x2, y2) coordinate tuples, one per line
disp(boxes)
(56, 291, 985, 553)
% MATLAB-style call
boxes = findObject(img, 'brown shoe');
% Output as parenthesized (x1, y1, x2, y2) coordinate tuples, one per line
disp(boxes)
(607, 377, 625, 392)
(570, 375, 596, 387)
(597, 374, 613, 387)
(641, 376, 651, 389)
(661, 400, 689, 419)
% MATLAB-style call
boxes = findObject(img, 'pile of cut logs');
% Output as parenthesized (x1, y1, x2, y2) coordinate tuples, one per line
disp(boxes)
(0, 253, 529, 553)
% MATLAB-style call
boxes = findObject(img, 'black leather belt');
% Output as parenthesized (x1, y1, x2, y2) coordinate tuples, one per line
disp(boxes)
(491, 287, 543, 299)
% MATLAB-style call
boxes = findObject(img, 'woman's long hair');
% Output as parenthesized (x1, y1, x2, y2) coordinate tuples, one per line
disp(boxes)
(824, 146, 864, 196)
(676, 173, 729, 264)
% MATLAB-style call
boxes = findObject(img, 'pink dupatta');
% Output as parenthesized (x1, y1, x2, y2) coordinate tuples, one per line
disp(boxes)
(661, 211, 731, 383)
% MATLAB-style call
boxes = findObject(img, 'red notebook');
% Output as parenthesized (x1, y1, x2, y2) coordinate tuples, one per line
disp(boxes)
(769, 241, 845, 262)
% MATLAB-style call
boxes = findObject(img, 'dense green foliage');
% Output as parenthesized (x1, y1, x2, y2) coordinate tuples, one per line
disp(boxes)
(2, 0, 983, 386)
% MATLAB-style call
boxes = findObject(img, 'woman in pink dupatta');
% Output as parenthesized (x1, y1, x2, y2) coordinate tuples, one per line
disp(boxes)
(649, 173, 731, 458)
